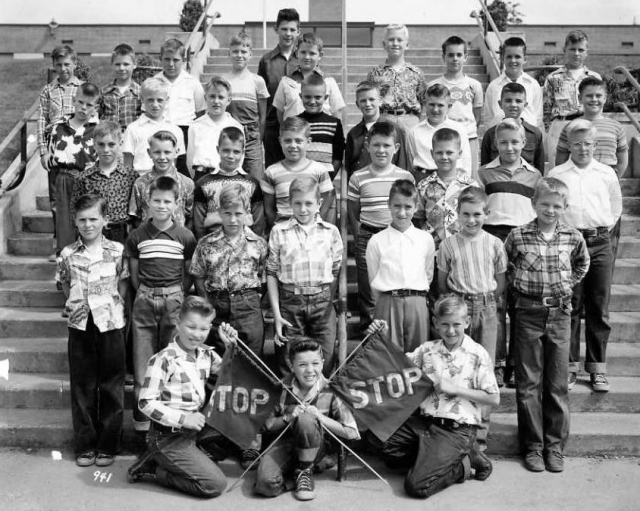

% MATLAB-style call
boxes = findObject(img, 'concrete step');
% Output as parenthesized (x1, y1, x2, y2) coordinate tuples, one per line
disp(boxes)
(203, 63, 488, 75)
(7, 232, 53, 257)
(207, 55, 485, 66)
(613, 259, 640, 284)
(609, 284, 640, 312)
(22, 211, 53, 234)
(35, 195, 50, 212)
(209, 48, 482, 57)
(0, 372, 70, 408)
(617, 237, 640, 258)
(622, 197, 640, 215)
(0, 255, 55, 281)
(620, 178, 640, 196)
(0, 408, 73, 447)
(0, 281, 65, 308)
(0, 307, 66, 338)
(620, 214, 640, 237)
(0, 338, 68, 373)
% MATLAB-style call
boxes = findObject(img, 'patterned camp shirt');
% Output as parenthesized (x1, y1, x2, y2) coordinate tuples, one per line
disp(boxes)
(367, 62, 426, 116)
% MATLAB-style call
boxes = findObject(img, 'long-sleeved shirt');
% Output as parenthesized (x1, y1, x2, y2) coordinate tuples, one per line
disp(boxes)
(483, 72, 543, 129)
(37, 76, 82, 155)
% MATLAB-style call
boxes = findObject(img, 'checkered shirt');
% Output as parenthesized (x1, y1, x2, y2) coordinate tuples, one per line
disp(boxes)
(37, 76, 82, 155)
(99, 81, 142, 131)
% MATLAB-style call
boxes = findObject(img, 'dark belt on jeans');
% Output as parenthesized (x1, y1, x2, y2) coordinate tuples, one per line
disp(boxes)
(359, 223, 384, 234)
(429, 417, 466, 430)
(138, 284, 183, 295)
(281, 283, 330, 296)
(382, 108, 418, 117)
(104, 220, 128, 230)
(461, 291, 495, 304)
(517, 292, 571, 308)
(554, 112, 582, 121)
(208, 287, 259, 298)
(578, 226, 608, 238)
(383, 289, 427, 297)
(151, 421, 183, 434)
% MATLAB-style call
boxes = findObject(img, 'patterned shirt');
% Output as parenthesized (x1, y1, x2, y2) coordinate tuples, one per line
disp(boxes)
(407, 118, 473, 174)
(557, 117, 628, 168)
(154, 70, 206, 126)
(429, 75, 484, 138)
(298, 111, 346, 175)
(98, 80, 142, 131)
(48, 114, 98, 175)
(257, 46, 299, 126)
(72, 160, 138, 223)
(345, 118, 410, 174)
(366, 62, 426, 116)
(55, 236, 129, 332)
(189, 226, 268, 293)
(273, 69, 345, 120)
(128, 167, 195, 226)
(122, 114, 186, 172)
(267, 216, 343, 286)
(186, 113, 243, 170)
(505, 220, 590, 298)
(139, 340, 223, 428)
(37, 76, 82, 155)
(480, 120, 545, 173)
(414, 170, 478, 248)
(408, 335, 499, 426)
(543, 66, 601, 126)
(483, 71, 544, 129)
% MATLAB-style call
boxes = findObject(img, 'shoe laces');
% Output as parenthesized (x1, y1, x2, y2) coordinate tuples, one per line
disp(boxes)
(592, 373, 607, 385)
(242, 448, 260, 462)
(548, 450, 563, 460)
(296, 469, 314, 492)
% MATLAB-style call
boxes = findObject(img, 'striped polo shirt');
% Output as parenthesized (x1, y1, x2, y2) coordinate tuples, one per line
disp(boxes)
(557, 116, 628, 168)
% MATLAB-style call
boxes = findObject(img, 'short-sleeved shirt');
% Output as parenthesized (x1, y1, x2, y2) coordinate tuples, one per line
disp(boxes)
(408, 336, 499, 426)
(48, 114, 98, 174)
(429, 75, 483, 138)
(345, 118, 410, 174)
(186, 113, 243, 169)
(189, 226, 268, 293)
(297, 111, 345, 174)
(407, 118, 473, 174)
(557, 116, 628, 167)
(154, 70, 206, 126)
(122, 115, 186, 172)
(273, 69, 345, 120)
(483, 72, 543, 129)
(125, 219, 196, 288)
(437, 230, 508, 294)
(347, 165, 415, 228)
(257, 46, 299, 126)
(223, 70, 269, 126)
(55, 236, 129, 332)
(38, 76, 83, 155)
(480, 119, 545, 173)
(366, 62, 426, 116)
(99, 80, 142, 131)
(194, 169, 262, 216)
(543, 66, 601, 125)
(261, 160, 334, 221)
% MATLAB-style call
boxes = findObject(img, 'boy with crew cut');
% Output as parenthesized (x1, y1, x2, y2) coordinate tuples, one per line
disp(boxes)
(430, 35, 484, 174)
(483, 37, 543, 130)
(259, 8, 300, 168)
(348, 121, 414, 335)
(505, 178, 590, 473)
(222, 32, 270, 180)
(126, 175, 197, 435)
(267, 177, 343, 376)
(98, 43, 142, 131)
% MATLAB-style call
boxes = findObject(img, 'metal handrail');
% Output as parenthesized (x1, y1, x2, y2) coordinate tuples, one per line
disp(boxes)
(0, 99, 39, 193)
(470, 10, 501, 73)
(477, 0, 504, 47)
(616, 102, 640, 134)
(184, 0, 214, 72)
(614, 66, 640, 100)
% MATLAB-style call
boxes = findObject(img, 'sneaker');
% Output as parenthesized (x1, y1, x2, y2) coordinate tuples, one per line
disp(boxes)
(568, 372, 577, 390)
(76, 450, 96, 467)
(544, 450, 564, 472)
(95, 453, 114, 467)
(591, 373, 610, 393)
(294, 468, 316, 501)
(240, 448, 260, 470)
(127, 454, 158, 484)
(470, 442, 493, 481)
(523, 450, 544, 472)
(494, 368, 505, 388)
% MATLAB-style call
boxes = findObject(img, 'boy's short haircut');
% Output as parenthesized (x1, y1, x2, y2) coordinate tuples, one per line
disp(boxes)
(500, 82, 527, 99)
(426, 83, 451, 100)
(276, 8, 300, 28)
(500, 36, 527, 57)
(495, 118, 525, 139)
(205, 75, 232, 95)
(74, 193, 108, 217)
(93, 120, 122, 142)
(389, 179, 418, 203)
(51, 44, 77, 62)
(280, 116, 311, 137)
(532, 177, 569, 205)
(148, 129, 178, 148)
(355, 80, 380, 99)
(578, 76, 606, 95)
(179, 295, 215, 320)
(288, 337, 323, 362)
(78, 82, 101, 100)
(384, 24, 409, 40)
(219, 183, 250, 212)
(432, 127, 461, 148)
(301, 73, 326, 93)
(149, 175, 180, 200)
(141, 77, 169, 99)
(457, 186, 489, 213)
(229, 31, 253, 49)
(564, 30, 589, 48)
(111, 43, 136, 63)
(297, 32, 323, 53)
(289, 176, 320, 201)
(218, 126, 245, 149)
(433, 294, 468, 319)
(369, 120, 397, 141)
(565, 118, 596, 140)
(160, 37, 186, 59)
(442, 35, 467, 55)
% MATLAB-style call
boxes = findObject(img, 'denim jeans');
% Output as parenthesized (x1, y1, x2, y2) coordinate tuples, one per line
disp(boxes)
(264, 123, 285, 169)
(132, 284, 184, 430)
(355, 225, 379, 333)
(514, 297, 571, 453)
(68, 314, 125, 456)
(241, 122, 265, 181)
(55, 169, 78, 253)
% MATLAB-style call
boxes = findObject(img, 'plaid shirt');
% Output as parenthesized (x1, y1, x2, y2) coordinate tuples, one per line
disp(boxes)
(48, 114, 98, 175)
(257, 46, 299, 125)
(55, 236, 129, 332)
(267, 216, 343, 286)
(504, 220, 590, 298)
(99, 81, 142, 131)
(366, 62, 426, 116)
(543, 66, 601, 126)
(37, 76, 82, 155)
(139, 340, 222, 428)
(190, 226, 268, 293)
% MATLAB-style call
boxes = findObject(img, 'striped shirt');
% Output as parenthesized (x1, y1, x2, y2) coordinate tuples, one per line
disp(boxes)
(273, 70, 345, 121)
(37, 76, 82, 155)
(122, 114, 186, 172)
(298, 111, 345, 174)
(125, 220, 197, 288)
(223, 71, 269, 125)
(429, 75, 484, 138)
(154, 70, 206, 126)
(99, 81, 142, 131)
(347, 165, 415, 228)
(557, 117, 628, 167)
(543, 66, 601, 125)
(407, 118, 473, 174)
(261, 160, 334, 221)
(266, 216, 343, 286)
(478, 157, 542, 226)
(437, 230, 508, 294)
(505, 220, 590, 298)
(139, 340, 222, 428)
(186, 112, 243, 170)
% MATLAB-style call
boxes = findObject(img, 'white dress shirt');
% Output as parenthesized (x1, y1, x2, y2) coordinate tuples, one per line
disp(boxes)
(407, 118, 472, 174)
(483, 72, 544, 129)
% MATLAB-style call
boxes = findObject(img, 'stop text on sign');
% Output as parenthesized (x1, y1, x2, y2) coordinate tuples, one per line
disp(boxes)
(348, 368, 423, 409)
(211, 385, 270, 414)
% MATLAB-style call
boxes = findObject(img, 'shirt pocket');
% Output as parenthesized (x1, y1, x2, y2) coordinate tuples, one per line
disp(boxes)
(522, 251, 543, 272)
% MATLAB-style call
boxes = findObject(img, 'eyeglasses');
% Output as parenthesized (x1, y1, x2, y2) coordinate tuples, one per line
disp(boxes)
(571, 141, 595, 149)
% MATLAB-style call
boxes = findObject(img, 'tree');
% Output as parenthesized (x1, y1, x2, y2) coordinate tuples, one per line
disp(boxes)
(179, 0, 204, 32)
(481, 0, 525, 32)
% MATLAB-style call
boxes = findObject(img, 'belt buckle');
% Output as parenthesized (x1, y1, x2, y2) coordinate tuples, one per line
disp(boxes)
(390, 290, 400, 297)
(171, 426, 182, 433)
(542, 296, 556, 307)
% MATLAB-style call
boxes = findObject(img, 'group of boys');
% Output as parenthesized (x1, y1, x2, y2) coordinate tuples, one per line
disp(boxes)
(38, 5, 625, 503)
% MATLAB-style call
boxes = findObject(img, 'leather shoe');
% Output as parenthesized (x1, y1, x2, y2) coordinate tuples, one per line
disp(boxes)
(127, 453, 157, 483)
(470, 442, 493, 481)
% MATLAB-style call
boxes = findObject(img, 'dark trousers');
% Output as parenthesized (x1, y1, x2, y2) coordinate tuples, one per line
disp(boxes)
(55, 169, 78, 253)
(355, 225, 379, 333)
(570, 233, 613, 374)
(382, 415, 475, 499)
(242, 122, 265, 181)
(176, 125, 190, 178)
(68, 314, 125, 456)
(514, 298, 571, 454)
(48, 166, 59, 238)
(264, 123, 284, 169)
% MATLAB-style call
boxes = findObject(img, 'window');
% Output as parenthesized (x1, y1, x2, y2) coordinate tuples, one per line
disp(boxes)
(61, 39, 74, 45)
(622, 41, 634, 48)
(544, 41, 557, 48)
(139, 39, 151, 45)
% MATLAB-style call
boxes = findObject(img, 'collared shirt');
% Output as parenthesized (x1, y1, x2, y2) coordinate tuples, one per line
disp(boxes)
(414, 171, 479, 248)
(128, 167, 195, 226)
(366, 224, 435, 292)
(437, 230, 508, 294)
(99, 80, 142, 131)
(366, 62, 426, 115)
(186, 113, 243, 170)
(72, 160, 138, 223)
(222, 70, 270, 125)
(547, 159, 622, 229)
(139, 340, 222, 428)
(505, 220, 590, 298)
(407, 118, 473, 174)
(483, 72, 544, 129)
(347, 165, 415, 228)
(122, 114, 186, 172)
(189, 226, 268, 292)
(37, 76, 83, 155)
(345, 118, 410, 174)
(543, 66, 601, 125)
(266, 216, 343, 286)
(154, 70, 206, 126)
(273, 68, 345, 120)
(257, 46, 299, 125)
(55, 236, 129, 332)
(478, 157, 542, 226)
(429, 75, 484, 138)
(408, 335, 499, 426)
(557, 116, 628, 167)
(48, 114, 99, 175)
(480, 119, 545, 173)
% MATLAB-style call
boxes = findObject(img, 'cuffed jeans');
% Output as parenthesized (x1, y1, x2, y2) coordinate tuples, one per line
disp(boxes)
(242, 122, 265, 180)
(55, 169, 78, 253)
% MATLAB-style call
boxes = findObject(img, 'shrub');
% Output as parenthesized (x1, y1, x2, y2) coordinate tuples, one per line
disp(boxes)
(133, 53, 162, 85)
(179, 0, 204, 32)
